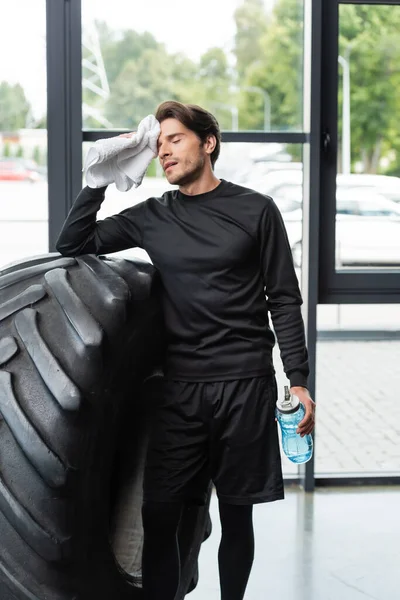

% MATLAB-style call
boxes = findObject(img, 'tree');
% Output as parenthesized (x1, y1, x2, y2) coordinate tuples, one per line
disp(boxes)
(233, 0, 269, 80)
(192, 48, 236, 130)
(33, 145, 42, 165)
(236, 0, 303, 131)
(95, 23, 160, 87)
(82, 18, 238, 131)
(0, 82, 31, 131)
(34, 115, 47, 129)
(338, 4, 400, 173)
(105, 46, 183, 127)
(103, 37, 236, 129)
(235, 0, 400, 172)
(2, 142, 11, 157)
(82, 22, 162, 128)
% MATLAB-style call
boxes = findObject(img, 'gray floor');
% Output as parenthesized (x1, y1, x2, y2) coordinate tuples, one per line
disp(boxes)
(190, 486, 400, 600)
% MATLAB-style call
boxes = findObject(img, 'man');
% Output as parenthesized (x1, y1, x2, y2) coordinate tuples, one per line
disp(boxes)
(56, 100, 315, 600)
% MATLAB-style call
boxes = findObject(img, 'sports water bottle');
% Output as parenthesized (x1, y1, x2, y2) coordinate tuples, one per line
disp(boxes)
(276, 386, 313, 464)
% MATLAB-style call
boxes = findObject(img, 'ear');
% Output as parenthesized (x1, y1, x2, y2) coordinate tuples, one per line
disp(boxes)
(205, 134, 217, 155)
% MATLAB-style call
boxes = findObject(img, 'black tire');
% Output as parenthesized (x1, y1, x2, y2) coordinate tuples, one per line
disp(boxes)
(0, 253, 211, 600)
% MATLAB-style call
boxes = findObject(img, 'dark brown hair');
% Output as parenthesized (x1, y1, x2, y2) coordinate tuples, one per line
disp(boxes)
(155, 101, 221, 169)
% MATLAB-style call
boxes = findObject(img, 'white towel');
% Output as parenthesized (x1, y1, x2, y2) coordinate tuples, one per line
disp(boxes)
(84, 114, 161, 192)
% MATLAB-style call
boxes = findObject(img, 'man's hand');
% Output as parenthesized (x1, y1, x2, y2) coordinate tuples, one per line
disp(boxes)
(290, 386, 316, 437)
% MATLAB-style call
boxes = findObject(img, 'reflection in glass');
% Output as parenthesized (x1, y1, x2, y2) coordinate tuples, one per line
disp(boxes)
(336, 4, 400, 270)
(0, 1, 48, 270)
(82, 0, 304, 132)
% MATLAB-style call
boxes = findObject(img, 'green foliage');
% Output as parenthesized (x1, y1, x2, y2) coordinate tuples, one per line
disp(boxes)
(3, 2, 400, 174)
(146, 159, 157, 178)
(233, 0, 400, 172)
(188, 47, 236, 130)
(105, 48, 177, 127)
(2, 142, 11, 157)
(0, 81, 31, 131)
(32, 145, 42, 165)
(95, 24, 160, 87)
(338, 4, 400, 173)
(34, 115, 47, 129)
(233, 0, 269, 79)
(16, 144, 24, 158)
(235, 0, 303, 132)
(83, 23, 163, 127)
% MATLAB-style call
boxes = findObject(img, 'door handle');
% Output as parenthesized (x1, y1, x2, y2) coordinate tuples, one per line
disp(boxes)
(322, 129, 331, 153)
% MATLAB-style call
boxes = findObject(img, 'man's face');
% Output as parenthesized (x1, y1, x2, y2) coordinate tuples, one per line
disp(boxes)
(157, 118, 212, 186)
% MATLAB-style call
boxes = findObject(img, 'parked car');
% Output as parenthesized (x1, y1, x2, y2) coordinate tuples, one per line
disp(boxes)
(251, 169, 400, 209)
(283, 189, 400, 267)
(0, 158, 42, 182)
(249, 169, 303, 213)
(337, 173, 400, 205)
(234, 161, 302, 186)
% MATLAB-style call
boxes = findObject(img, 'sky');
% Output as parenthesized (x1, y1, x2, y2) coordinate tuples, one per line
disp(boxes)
(0, 0, 275, 120)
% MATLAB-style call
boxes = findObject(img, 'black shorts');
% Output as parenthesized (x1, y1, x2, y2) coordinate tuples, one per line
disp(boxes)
(143, 374, 284, 505)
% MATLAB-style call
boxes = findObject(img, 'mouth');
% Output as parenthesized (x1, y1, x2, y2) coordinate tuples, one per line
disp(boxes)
(164, 162, 177, 172)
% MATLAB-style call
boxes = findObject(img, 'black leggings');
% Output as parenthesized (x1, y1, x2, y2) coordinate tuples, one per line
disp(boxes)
(141, 500, 254, 600)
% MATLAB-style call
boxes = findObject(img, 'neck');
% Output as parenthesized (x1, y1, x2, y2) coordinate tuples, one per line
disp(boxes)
(178, 172, 221, 196)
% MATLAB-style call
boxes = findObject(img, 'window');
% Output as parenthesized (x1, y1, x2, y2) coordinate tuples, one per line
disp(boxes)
(81, 0, 305, 133)
(0, 0, 48, 270)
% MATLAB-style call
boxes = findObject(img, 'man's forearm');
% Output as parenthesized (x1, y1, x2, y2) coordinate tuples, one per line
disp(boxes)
(269, 302, 309, 389)
(56, 186, 107, 256)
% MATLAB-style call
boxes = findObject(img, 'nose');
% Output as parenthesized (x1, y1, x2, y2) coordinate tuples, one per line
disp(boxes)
(158, 140, 171, 159)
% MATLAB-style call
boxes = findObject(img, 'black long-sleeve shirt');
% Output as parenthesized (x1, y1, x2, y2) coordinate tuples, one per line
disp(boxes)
(56, 179, 309, 388)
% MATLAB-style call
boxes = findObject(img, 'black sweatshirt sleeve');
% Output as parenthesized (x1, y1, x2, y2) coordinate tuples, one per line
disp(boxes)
(55, 185, 146, 256)
(258, 197, 310, 389)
